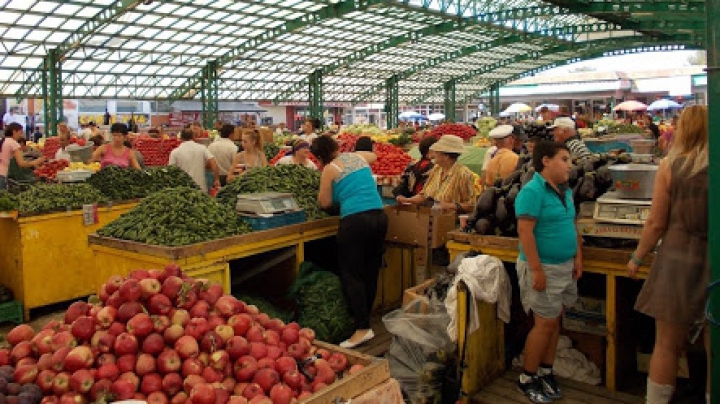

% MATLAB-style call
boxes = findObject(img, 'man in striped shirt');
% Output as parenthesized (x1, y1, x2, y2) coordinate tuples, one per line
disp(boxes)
(550, 117, 592, 159)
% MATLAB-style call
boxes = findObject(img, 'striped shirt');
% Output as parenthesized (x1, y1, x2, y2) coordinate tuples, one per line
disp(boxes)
(566, 138, 592, 159)
(421, 162, 478, 204)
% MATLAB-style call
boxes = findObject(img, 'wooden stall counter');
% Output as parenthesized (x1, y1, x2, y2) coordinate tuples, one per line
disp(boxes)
(446, 231, 655, 394)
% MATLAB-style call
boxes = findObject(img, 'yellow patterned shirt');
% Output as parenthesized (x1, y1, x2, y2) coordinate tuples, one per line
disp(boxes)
(421, 162, 478, 204)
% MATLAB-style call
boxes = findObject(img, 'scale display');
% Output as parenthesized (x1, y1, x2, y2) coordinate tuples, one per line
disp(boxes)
(593, 192, 651, 225)
(236, 192, 300, 215)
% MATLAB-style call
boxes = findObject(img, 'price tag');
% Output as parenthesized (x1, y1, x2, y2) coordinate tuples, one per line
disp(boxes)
(83, 204, 99, 226)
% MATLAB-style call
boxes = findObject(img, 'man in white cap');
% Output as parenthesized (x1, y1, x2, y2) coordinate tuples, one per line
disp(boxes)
(484, 124, 519, 186)
(550, 117, 592, 159)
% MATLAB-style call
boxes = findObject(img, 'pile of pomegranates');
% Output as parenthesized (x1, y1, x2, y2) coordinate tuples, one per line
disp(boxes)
(0, 264, 364, 404)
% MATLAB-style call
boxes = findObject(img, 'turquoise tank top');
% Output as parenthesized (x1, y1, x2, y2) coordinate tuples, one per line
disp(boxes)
(331, 153, 382, 218)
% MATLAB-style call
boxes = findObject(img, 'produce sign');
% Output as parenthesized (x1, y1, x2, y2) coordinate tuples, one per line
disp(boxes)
(0, 265, 363, 404)
(16, 183, 107, 215)
(87, 166, 198, 202)
(268, 150, 321, 168)
(134, 138, 182, 166)
(98, 187, 251, 246)
(216, 165, 328, 221)
(467, 153, 627, 236)
(427, 123, 477, 141)
(34, 160, 70, 182)
(335, 134, 411, 176)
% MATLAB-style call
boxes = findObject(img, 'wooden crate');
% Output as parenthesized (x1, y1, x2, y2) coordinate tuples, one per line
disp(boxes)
(401, 278, 437, 314)
(304, 341, 391, 403)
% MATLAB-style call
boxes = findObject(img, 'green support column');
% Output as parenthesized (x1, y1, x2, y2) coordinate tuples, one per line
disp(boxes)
(308, 69, 324, 123)
(707, 0, 720, 400)
(444, 80, 456, 123)
(494, 85, 501, 116)
(489, 84, 501, 116)
(385, 75, 399, 129)
(42, 48, 62, 137)
(200, 61, 219, 129)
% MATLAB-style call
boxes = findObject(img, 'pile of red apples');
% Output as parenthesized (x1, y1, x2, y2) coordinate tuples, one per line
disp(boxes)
(0, 264, 364, 404)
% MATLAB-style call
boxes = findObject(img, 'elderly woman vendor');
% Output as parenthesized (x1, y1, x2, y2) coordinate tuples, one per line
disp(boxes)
(396, 134, 476, 214)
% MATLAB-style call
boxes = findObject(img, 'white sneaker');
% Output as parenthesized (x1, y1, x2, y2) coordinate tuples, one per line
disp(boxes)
(339, 330, 375, 349)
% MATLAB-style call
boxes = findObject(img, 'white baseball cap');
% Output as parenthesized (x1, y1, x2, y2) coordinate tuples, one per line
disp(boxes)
(549, 117, 575, 129)
(489, 124, 514, 139)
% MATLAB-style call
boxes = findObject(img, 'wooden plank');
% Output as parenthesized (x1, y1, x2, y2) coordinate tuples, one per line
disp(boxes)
(494, 377, 597, 404)
(502, 371, 642, 404)
(471, 389, 525, 404)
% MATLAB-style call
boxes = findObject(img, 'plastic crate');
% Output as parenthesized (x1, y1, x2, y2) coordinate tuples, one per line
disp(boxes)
(0, 300, 23, 324)
(241, 210, 306, 231)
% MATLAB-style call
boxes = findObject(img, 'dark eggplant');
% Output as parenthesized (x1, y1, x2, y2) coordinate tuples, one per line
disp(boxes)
(506, 183, 521, 205)
(568, 165, 579, 183)
(502, 170, 523, 187)
(475, 218, 493, 235)
(495, 196, 508, 222)
(596, 164, 613, 185)
(583, 160, 595, 174)
(579, 173, 598, 200)
(476, 187, 498, 216)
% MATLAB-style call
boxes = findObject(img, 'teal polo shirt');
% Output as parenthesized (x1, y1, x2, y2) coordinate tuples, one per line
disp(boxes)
(514, 172, 577, 264)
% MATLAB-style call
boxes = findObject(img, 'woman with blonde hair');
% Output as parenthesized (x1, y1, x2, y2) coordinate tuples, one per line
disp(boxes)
(627, 105, 709, 403)
(227, 129, 267, 182)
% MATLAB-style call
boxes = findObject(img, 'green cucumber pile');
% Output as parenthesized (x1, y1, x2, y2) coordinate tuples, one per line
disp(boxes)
(263, 143, 281, 161)
(0, 191, 18, 211)
(87, 166, 198, 201)
(216, 164, 328, 220)
(16, 183, 107, 215)
(97, 187, 251, 246)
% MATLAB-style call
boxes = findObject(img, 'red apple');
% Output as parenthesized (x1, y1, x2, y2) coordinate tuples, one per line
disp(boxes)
(52, 372, 71, 396)
(91, 330, 116, 353)
(177, 289, 198, 310)
(227, 396, 248, 404)
(97, 363, 120, 381)
(147, 391, 169, 404)
(105, 275, 124, 295)
(248, 343, 267, 361)
(37, 353, 54, 371)
(141, 373, 164, 395)
(214, 386, 230, 404)
(157, 349, 182, 374)
(190, 300, 211, 319)
(328, 353, 348, 373)
(13, 365, 38, 384)
(182, 357, 204, 377)
(111, 379, 136, 400)
(190, 383, 216, 404)
(107, 321, 126, 337)
(226, 336, 249, 360)
(282, 369, 302, 390)
(233, 356, 257, 382)
(89, 379, 113, 402)
(175, 335, 199, 359)
(36, 369, 57, 393)
(51, 331, 78, 351)
(215, 296, 242, 317)
(42, 396, 59, 404)
(117, 301, 144, 323)
(256, 358, 275, 372)
(119, 279, 142, 302)
(96, 306, 117, 329)
(280, 328, 299, 346)
(139, 278, 162, 299)
(162, 276, 184, 300)
(185, 318, 210, 341)
(275, 357, 296, 375)
(153, 315, 171, 333)
(287, 344, 305, 360)
(265, 345, 281, 360)
(171, 392, 188, 404)
(32, 329, 55, 355)
(171, 309, 191, 327)
(202, 366, 224, 384)
(64, 302, 89, 325)
(252, 368, 279, 394)
(299, 328, 315, 343)
(245, 325, 264, 344)
(149, 294, 172, 316)
(207, 314, 226, 331)
(210, 350, 230, 370)
(245, 305, 259, 315)
(59, 392, 87, 404)
(96, 353, 116, 366)
(114, 332, 139, 356)
(269, 384, 293, 404)
(183, 374, 206, 394)
(164, 263, 182, 278)
(10, 341, 33, 363)
(200, 330, 222, 353)
(315, 349, 330, 361)
(69, 369, 95, 393)
(221, 377, 236, 392)
(312, 382, 327, 393)
(129, 269, 150, 280)
(241, 383, 263, 400)
(141, 333, 165, 356)
(7, 324, 35, 346)
(98, 284, 111, 304)
(148, 269, 164, 280)
(227, 314, 252, 338)
(106, 291, 123, 309)
(162, 372, 183, 396)
(117, 354, 137, 373)
(64, 346, 94, 372)
(119, 371, 141, 390)
(51, 347, 72, 372)
(136, 353, 157, 376)
(127, 313, 154, 338)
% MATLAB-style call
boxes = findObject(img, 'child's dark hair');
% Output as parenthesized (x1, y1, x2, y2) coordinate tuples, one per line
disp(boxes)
(310, 136, 339, 165)
(532, 141, 570, 173)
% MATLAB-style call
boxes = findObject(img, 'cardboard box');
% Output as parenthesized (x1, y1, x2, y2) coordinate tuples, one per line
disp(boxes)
(384, 205, 456, 248)
(637, 352, 689, 378)
(401, 278, 437, 313)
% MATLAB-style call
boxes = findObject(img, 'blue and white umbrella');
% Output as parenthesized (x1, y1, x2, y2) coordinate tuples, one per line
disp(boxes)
(399, 111, 423, 120)
(647, 99, 682, 111)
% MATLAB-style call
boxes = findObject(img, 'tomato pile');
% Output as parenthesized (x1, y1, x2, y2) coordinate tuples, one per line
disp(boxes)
(41, 138, 61, 160)
(0, 264, 362, 404)
(134, 138, 182, 166)
(33, 160, 70, 182)
(428, 123, 477, 141)
(371, 143, 411, 177)
(268, 149, 321, 168)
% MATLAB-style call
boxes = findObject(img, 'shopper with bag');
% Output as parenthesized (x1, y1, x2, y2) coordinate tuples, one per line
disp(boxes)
(312, 135, 388, 349)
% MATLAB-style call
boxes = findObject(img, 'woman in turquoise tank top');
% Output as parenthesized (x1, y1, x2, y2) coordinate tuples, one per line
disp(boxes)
(312, 136, 388, 349)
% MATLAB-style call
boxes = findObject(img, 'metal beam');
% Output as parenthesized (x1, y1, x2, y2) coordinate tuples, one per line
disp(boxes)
(707, 0, 720, 398)
(458, 42, 704, 105)
(41, 48, 63, 137)
(308, 69, 324, 122)
(385, 75, 399, 129)
(15, 0, 143, 99)
(167, 0, 385, 103)
(407, 36, 701, 105)
(201, 61, 219, 129)
(443, 80, 456, 122)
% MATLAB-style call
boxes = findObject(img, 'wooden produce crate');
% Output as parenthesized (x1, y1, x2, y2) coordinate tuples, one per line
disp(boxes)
(384, 205, 456, 248)
(401, 278, 437, 314)
(304, 341, 391, 404)
(0, 202, 138, 320)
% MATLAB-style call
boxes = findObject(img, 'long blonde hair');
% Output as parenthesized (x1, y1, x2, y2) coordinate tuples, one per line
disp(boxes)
(666, 105, 708, 177)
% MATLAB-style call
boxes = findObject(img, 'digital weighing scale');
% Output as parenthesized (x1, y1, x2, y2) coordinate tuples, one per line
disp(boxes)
(593, 191, 652, 225)
(236, 192, 300, 215)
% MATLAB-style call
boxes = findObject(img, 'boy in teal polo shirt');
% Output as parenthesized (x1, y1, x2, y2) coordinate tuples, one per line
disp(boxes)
(514, 141, 584, 403)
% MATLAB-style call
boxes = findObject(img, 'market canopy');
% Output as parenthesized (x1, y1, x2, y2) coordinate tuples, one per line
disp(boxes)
(0, 0, 707, 104)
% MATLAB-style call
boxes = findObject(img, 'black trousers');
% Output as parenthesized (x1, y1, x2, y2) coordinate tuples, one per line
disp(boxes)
(336, 209, 388, 330)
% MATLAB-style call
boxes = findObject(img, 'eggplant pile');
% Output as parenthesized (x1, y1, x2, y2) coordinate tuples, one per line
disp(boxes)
(465, 152, 632, 236)
(522, 122, 554, 142)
